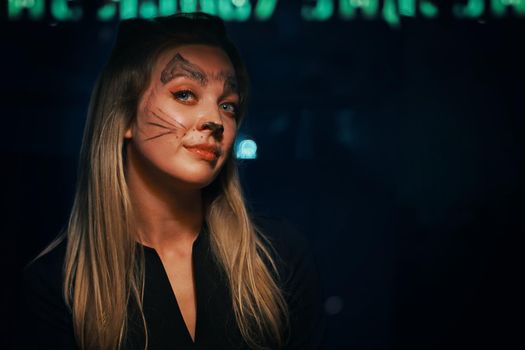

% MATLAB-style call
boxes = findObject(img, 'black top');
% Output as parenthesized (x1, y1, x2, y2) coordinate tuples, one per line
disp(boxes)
(20, 218, 326, 349)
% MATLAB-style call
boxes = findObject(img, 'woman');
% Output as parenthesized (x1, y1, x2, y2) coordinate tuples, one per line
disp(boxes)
(22, 13, 325, 350)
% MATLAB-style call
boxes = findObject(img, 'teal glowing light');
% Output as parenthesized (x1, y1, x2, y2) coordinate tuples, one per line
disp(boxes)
(492, 0, 525, 16)
(96, 0, 255, 21)
(121, 0, 138, 19)
(179, 0, 198, 13)
(254, 0, 278, 20)
(97, 1, 117, 21)
(8, 0, 525, 22)
(453, 0, 485, 18)
(159, 0, 177, 16)
(232, 0, 247, 6)
(302, 0, 334, 21)
(8, 0, 46, 20)
(236, 139, 258, 160)
(50, 0, 82, 21)
(420, 0, 439, 17)
(336, 0, 435, 26)
(399, 0, 416, 17)
(383, 0, 400, 27)
(218, 0, 252, 21)
(139, 0, 158, 18)
(339, 0, 380, 20)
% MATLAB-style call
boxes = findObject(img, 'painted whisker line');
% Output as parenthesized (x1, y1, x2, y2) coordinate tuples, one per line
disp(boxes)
(155, 107, 188, 130)
(144, 131, 173, 141)
(151, 111, 184, 131)
(146, 121, 173, 130)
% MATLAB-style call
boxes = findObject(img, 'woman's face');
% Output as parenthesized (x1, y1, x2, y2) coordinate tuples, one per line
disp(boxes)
(125, 44, 239, 189)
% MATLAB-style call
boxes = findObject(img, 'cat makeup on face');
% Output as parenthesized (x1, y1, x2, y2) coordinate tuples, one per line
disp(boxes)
(125, 44, 240, 189)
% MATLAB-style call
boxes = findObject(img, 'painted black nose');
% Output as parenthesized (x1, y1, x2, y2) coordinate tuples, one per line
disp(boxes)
(202, 121, 224, 136)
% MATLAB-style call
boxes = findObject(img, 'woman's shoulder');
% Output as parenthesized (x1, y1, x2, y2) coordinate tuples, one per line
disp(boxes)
(252, 215, 327, 349)
(253, 215, 311, 257)
(252, 215, 320, 288)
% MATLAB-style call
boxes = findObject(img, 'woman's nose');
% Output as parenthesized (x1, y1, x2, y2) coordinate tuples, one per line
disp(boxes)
(196, 100, 225, 139)
(198, 120, 224, 139)
(200, 121, 224, 135)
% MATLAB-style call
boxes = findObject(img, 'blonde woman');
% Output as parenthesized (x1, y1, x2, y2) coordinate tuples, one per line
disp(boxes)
(22, 13, 325, 350)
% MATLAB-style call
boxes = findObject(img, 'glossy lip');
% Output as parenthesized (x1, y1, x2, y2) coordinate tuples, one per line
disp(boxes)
(184, 143, 221, 161)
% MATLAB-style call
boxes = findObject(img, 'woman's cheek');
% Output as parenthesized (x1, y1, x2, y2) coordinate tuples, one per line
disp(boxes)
(140, 97, 191, 139)
(162, 104, 192, 127)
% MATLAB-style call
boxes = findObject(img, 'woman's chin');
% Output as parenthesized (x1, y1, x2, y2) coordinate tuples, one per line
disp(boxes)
(163, 167, 221, 190)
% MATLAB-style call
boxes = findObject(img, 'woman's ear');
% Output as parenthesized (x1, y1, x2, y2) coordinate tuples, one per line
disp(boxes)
(124, 124, 133, 139)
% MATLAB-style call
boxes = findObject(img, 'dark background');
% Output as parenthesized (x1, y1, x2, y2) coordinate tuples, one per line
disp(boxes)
(3, 1, 523, 349)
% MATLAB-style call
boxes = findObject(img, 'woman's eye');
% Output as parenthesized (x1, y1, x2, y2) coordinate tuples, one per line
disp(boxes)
(220, 102, 237, 114)
(172, 90, 195, 102)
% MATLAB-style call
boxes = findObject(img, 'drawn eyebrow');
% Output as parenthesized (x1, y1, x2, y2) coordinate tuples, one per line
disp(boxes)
(161, 53, 207, 85)
(217, 71, 238, 97)
(160, 53, 238, 96)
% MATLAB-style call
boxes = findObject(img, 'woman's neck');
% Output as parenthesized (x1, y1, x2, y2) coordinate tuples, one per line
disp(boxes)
(125, 148, 203, 252)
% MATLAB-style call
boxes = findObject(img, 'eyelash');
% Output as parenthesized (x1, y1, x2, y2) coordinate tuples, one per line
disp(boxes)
(172, 89, 195, 102)
(220, 102, 237, 115)
(171, 89, 238, 116)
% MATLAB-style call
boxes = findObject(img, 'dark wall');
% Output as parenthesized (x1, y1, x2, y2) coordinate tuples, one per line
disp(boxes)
(3, 1, 523, 349)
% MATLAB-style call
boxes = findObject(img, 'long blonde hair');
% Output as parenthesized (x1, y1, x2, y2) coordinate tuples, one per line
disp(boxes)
(37, 13, 289, 350)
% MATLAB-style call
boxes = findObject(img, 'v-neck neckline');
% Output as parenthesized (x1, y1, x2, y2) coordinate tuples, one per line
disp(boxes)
(139, 230, 206, 346)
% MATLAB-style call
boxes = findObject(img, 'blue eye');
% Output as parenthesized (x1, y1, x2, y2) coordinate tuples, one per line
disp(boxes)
(220, 102, 237, 114)
(172, 90, 195, 101)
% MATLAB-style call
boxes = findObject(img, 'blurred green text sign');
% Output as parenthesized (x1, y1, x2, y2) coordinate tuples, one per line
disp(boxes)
(7, 0, 525, 27)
